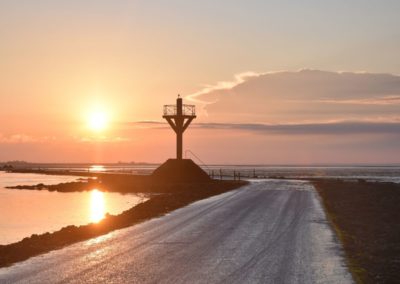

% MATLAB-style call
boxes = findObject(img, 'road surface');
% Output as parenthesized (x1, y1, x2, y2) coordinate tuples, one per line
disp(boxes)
(0, 180, 353, 283)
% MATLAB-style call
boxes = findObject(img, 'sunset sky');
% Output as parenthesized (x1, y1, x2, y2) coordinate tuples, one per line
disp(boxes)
(0, 0, 399, 164)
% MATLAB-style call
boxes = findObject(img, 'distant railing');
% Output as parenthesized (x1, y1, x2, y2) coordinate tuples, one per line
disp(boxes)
(208, 169, 238, 181)
(163, 104, 196, 116)
(185, 149, 210, 172)
(208, 168, 269, 181)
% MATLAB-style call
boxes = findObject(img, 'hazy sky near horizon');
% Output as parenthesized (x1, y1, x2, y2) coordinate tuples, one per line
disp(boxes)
(0, 0, 399, 163)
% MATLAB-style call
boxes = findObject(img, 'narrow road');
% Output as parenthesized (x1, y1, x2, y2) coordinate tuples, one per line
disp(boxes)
(0, 180, 353, 284)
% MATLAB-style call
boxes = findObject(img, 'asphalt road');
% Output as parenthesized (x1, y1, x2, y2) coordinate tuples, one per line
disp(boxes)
(0, 180, 353, 284)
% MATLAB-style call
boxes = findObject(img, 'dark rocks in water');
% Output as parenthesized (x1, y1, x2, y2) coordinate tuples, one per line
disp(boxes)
(1, 165, 14, 171)
(151, 159, 211, 183)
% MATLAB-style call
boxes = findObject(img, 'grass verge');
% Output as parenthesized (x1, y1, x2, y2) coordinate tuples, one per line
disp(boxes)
(313, 179, 400, 284)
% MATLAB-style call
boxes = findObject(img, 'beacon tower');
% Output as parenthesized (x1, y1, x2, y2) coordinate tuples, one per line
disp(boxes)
(163, 95, 196, 160)
(152, 96, 209, 183)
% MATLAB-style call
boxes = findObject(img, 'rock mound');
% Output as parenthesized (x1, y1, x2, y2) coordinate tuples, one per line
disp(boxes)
(151, 159, 211, 183)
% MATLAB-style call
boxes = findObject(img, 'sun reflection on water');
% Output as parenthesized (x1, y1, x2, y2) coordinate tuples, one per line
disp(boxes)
(90, 189, 105, 223)
(89, 165, 106, 172)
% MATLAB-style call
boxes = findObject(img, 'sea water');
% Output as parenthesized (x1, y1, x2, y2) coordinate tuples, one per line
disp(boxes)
(0, 172, 144, 245)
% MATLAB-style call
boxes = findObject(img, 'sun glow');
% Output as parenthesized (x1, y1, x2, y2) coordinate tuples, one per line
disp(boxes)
(90, 189, 105, 223)
(88, 111, 108, 131)
(89, 165, 106, 172)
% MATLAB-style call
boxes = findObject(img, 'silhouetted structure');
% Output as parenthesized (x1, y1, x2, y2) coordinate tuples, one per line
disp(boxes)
(151, 96, 210, 183)
(163, 95, 196, 160)
(152, 159, 210, 183)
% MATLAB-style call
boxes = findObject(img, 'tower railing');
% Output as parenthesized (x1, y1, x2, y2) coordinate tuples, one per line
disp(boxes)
(163, 105, 176, 116)
(163, 104, 196, 116)
(183, 104, 196, 116)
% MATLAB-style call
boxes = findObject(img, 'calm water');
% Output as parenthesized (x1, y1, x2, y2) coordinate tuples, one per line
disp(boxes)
(23, 164, 400, 180)
(208, 165, 400, 183)
(34, 164, 400, 183)
(0, 172, 145, 245)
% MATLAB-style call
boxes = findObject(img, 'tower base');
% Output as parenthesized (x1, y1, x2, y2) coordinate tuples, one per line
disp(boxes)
(151, 159, 211, 183)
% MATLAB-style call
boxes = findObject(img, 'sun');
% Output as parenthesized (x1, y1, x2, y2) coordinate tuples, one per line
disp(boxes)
(88, 111, 108, 131)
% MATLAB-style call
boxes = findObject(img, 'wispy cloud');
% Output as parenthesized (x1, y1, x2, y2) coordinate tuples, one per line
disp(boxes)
(186, 71, 263, 104)
(118, 120, 400, 136)
(78, 136, 131, 143)
(314, 95, 400, 105)
(118, 121, 167, 130)
(192, 121, 400, 135)
(0, 134, 55, 144)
